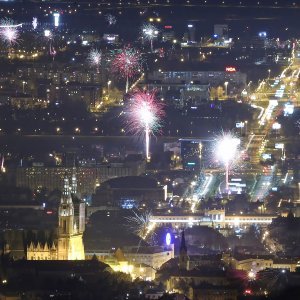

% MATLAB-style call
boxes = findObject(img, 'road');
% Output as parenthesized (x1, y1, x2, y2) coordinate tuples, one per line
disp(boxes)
(243, 40, 300, 201)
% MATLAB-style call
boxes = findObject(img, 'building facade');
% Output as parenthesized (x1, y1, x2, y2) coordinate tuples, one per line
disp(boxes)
(27, 172, 85, 260)
(16, 161, 146, 196)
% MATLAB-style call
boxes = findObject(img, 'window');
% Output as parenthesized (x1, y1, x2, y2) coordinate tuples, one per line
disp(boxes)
(63, 220, 67, 233)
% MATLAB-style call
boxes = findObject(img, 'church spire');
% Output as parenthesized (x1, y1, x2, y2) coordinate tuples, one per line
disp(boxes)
(71, 167, 77, 195)
(179, 230, 189, 270)
(62, 174, 72, 204)
(180, 230, 187, 253)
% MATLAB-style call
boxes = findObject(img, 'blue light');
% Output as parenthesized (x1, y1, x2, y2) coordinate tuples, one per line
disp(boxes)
(166, 233, 171, 245)
(187, 162, 196, 166)
(258, 31, 267, 38)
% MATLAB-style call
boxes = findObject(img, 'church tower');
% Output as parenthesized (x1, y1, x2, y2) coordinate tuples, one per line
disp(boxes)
(178, 230, 189, 270)
(71, 167, 86, 234)
(57, 175, 84, 260)
(71, 167, 77, 196)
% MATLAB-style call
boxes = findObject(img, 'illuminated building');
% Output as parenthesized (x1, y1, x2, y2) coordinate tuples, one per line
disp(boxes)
(56, 175, 84, 260)
(85, 245, 174, 281)
(158, 233, 232, 296)
(222, 253, 297, 273)
(16, 161, 145, 196)
(145, 70, 246, 87)
(149, 210, 277, 230)
(27, 171, 85, 260)
(141, 70, 246, 107)
(10, 95, 49, 109)
(16, 166, 97, 196)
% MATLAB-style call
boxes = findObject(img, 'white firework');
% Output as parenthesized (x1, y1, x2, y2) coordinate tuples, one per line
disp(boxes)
(125, 210, 155, 240)
(105, 14, 117, 26)
(87, 48, 102, 69)
(0, 18, 20, 46)
(141, 23, 159, 52)
(32, 17, 38, 30)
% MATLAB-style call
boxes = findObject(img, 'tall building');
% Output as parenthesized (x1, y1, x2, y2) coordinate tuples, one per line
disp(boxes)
(27, 174, 85, 260)
(57, 176, 85, 260)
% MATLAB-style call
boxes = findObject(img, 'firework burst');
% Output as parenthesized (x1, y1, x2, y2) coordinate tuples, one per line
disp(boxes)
(214, 131, 241, 193)
(125, 210, 156, 245)
(105, 14, 117, 26)
(87, 48, 102, 73)
(32, 17, 38, 30)
(141, 23, 159, 52)
(125, 89, 165, 160)
(111, 46, 142, 92)
(0, 18, 20, 47)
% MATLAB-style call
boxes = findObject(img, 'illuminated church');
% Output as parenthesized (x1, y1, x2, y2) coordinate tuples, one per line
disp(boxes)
(27, 170, 85, 260)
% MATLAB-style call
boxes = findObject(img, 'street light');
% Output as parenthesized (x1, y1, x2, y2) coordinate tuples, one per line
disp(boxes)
(22, 81, 26, 93)
(224, 81, 228, 98)
(268, 69, 271, 79)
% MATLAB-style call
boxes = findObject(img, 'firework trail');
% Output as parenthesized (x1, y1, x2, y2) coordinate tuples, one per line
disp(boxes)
(141, 23, 159, 52)
(125, 210, 153, 239)
(43, 30, 57, 60)
(111, 46, 143, 92)
(125, 89, 165, 160)
(125, 210, 157, 248)
(49, 43, 56, 60)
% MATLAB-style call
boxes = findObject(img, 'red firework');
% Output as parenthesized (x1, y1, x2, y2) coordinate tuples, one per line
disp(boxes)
(111, 46, 142, 80)
(126, 89, 165, 135)
(125, 89, 165, 160)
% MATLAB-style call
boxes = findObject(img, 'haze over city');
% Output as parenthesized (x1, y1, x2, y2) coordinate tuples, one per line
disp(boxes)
(0, 0, 300, 299)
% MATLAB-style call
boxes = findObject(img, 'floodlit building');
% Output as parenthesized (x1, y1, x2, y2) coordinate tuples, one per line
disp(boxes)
(27, 171, 85, 260)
